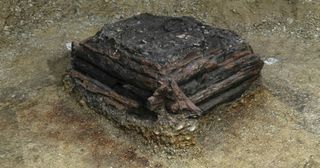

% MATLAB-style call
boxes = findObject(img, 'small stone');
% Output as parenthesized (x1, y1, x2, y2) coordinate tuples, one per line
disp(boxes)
(287, 18, 294, 24)
(175, 124, 184, 131)
(188, 125, 197, 132)
(65, 42, 72, 51)
(176, 34, 186, 38)
(264, 57, 279, 65)
(79, 99, 86, 106)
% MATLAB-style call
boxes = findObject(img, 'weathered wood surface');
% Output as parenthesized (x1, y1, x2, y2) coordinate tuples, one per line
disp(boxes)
(65, 13, 264, 146)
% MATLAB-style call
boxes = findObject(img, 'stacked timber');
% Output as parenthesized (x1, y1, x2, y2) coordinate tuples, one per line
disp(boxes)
(64, 13, 264, 147)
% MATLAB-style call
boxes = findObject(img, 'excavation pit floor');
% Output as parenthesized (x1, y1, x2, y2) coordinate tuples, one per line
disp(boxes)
(1, 1, 320, 167)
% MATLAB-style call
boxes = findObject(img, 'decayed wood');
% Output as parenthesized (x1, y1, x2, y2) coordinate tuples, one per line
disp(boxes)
(69, 70, 140, 111)
(181, 52, 262, 97)
(65, 13, 264, 146)
(71, 56, 152, 101)
(72, 42, 159, 91)
(146, 79, 201, 116)
(197, 75, 258, 112)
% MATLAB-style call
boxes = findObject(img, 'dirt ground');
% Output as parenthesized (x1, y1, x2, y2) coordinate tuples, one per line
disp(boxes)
(1, 0, 320, 167)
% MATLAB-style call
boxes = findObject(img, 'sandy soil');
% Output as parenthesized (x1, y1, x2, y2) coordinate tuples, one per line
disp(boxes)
(1, 0, 320, 167)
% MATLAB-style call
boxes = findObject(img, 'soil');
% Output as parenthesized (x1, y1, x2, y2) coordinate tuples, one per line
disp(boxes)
(1, 0, 320, 167)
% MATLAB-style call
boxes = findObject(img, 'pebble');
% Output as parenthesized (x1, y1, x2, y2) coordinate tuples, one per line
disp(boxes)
(264, 57, 279, 65)
(65, 42, 72, 51)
